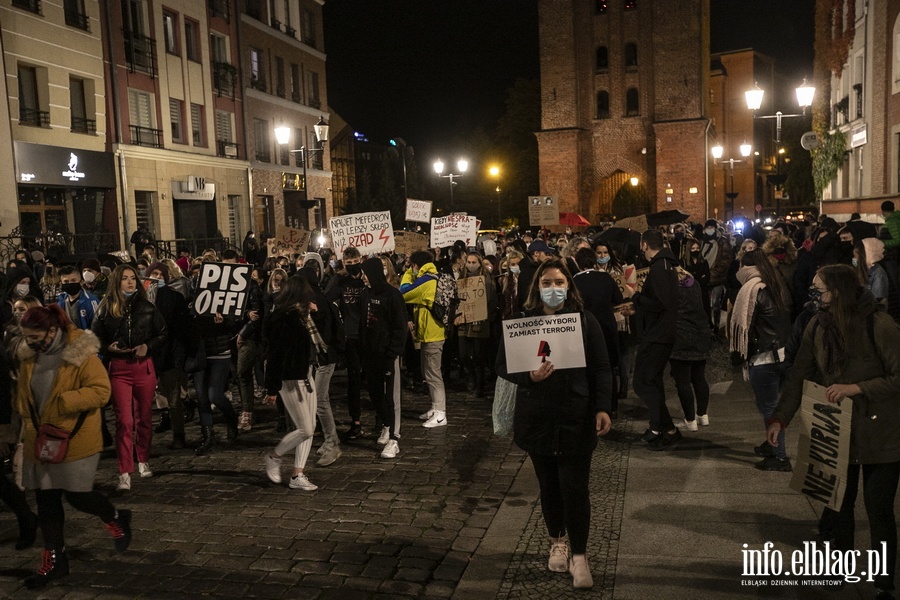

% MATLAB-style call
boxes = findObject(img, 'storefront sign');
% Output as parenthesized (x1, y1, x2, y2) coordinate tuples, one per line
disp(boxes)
(171, 180, 216, 201)
(14, 141, 115, 187)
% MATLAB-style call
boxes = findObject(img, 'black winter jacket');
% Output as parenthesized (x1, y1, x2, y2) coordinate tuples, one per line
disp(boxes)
(153, 286, 190, 372)
(92, 296, 167, 358)
(359, 258, 407, 368)
(497, 308, 612, 457)
(670, 277, 713, 361)
(263, 307, 314, 395)
(194, 313, 239, 358)
(748, 287, 791, 358)
(631, 248, 679, 344)
(298, 267, 346, 365)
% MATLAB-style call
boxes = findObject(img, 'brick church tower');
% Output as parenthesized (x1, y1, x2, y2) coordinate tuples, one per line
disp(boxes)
(536, 0, 712, 223)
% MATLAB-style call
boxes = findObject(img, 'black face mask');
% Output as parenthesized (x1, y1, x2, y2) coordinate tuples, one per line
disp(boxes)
(27, 331, 53, 353)
(690, 250, 700, 257)
(61, 282, 82, 296)
(347, 263, 362, 277)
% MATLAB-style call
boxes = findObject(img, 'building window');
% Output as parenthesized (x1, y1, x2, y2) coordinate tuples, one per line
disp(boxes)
(70, 77, 95, 134)
(18, 65, 50, 127)
(209, 0, 230, 21)
(211, 33, 227, 63)
(624, 0, 637, 10)
(129, 89, 161, 147)
(626, 87, 639, 116)
(275, 56, 285, 98)
(625, 43, 638, 69)
(185, 19, 200, 62)
(249, 47, 265, 91)
(216, 110, 238, 158)
(283, 0, 295, 36)
(170, 98, 184, 143)
(163, 11, 178, 55)
(596, 46, 608, 73)
(596, 91, 610, 119)
(12, 0, 41, 15)
(290, 63, 301, 102)
(301, 8, 316, 46)
(64, 0, 89, 31)
(254, 119, 270, 162)
(191, 103, 204, 146)
(595, 0, 608, 14)
(307, 71, 320, 108)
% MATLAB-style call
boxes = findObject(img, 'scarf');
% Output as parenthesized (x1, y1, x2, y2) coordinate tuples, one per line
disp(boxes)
(729, 266, 764, 360)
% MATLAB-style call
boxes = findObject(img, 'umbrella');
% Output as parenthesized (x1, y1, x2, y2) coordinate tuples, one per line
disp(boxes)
(646, 209, 690, 228)
(590, 227, 642, 261)
(559, 212, 591, 227)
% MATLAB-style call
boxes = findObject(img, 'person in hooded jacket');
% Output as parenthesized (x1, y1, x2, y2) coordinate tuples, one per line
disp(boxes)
(454, 251, 498, 397)
(360, 258, 407, 459)
(793, 228, 844, 316)
(768, 265, 900, 600)
(698, 220, 733, 330)
(1, 264, 42, 326)
(236, 265, 265, 432)
(669, 267, 713, 431)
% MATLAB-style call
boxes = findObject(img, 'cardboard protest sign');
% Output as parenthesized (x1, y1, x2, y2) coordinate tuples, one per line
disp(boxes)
(394, 231, 430, 256)
(457, 275, 488, 323)
(267, 226, 311, 258)
(528, 196, 559, 226)
(405, 199, 432, 223)
(502, 313, 586, 373)
(329, 211, 395, 256)
(611, 265, 637, 295)
(430, 214, 478, 248)
(194, 262, 251, 317)
(633, 268, 649, 292)
(790, 381, 852, 511)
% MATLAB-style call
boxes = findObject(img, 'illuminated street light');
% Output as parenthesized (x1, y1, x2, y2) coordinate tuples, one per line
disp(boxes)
(711, 143, 751, 220)
(630, 177, 639, 187)
(489, 165, 501, 228)
(275, 116, 329, 239)
(434, 158, 468, 212)
(745, 79, 816, 143)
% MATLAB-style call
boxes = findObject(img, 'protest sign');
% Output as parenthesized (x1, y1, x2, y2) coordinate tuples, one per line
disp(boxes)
(394, 231, 430, 256)
(502, 313, 586, 373)
(405, 199, 432, 223)
(633, 268, 649, 292)
(430, 214, 478, 248)
(329, 211, 395, 255)
(789, 381, 853, 511)
(615, 214, 649, 232)
(611, 265, 637, 295)
(267, 226, 311, 258)
(528, 196, 559, 226)
(194, 262, 251, 317)
(457, 275, 488, 323)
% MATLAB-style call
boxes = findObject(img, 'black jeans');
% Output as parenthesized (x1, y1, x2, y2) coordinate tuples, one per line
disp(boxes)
(820, 462, 900, 592)
(344, 341, 362, 422)
(362, 358, 399, 440)
(0, 471, 32, 522)
(633, 342, 674, 432)
(669, 359, 709, 421)
(530, 452, 593, 554)
(35, 488, 116, 550)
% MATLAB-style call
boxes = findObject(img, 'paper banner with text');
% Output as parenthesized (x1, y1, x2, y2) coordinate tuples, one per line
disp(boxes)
(267, 226, 311, 258)
(502, 313, 586, 373)
(194, 262, 251, 317)
(430, 214, 478, 248)
(457, 275, 488, 323)
(394, 231, 430, 256)
(405, 199, 432, 223)
(528, 196, 559, 227)
(329, 211, 395, 255)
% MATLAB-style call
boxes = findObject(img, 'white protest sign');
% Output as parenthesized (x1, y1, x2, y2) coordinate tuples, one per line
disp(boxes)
(405, 199, 432, 223)
(329, 211, 395, 256)
(502, 313, 586, 373)
(430, 214, 478, 248)
(790, 381, 853, 511)
(194, 262, 251, 317)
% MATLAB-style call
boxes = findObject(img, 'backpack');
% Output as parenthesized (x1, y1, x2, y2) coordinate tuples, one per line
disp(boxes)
(427, 272, 459, 327)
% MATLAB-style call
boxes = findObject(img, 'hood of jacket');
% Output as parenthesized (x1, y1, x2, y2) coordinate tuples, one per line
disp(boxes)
(862, 237, 885, 266)
(17, 324, 100, 366)
(4, 264, 35, 299)
(361, 257, 389, 293)
(298, 266, 320, 290)
(302, 252, 325, 284)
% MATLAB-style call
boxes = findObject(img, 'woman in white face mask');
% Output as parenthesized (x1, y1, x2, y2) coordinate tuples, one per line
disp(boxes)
(496, 258, 612, 590)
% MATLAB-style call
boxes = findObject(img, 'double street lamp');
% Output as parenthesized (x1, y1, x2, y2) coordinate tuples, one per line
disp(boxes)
(711, 141, 752, 220)
(745, 79, 815, 143)
(275, 116, 329, 236)
(434, 158, 468, 213)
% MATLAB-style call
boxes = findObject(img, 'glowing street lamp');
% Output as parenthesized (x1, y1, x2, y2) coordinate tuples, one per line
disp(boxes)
(745, 79, 815, 143)
(275, 116, 330, 237)
(489, 165, 501, 227)
(434, 158, 468, 212)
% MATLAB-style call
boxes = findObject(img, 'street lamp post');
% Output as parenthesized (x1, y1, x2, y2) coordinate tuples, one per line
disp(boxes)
(434, 158, 468, 213)
(275, 116, 330, 239)
(489, 165, 501, 228)
(745, 78, 815, 143)
(712, 142, 752, 220)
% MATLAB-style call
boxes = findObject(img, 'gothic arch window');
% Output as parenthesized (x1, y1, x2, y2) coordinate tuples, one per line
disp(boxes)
(596, 46, 608, 72)
(625, 88, 639, 116)
(624, 43, 638, 69)
(596, 91, 610, 119)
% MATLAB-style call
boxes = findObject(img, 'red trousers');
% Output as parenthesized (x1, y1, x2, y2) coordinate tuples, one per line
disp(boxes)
(109, 357, 156, 474)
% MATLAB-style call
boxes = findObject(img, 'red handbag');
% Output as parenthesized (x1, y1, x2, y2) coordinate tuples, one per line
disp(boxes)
(28, 402, 87, 464)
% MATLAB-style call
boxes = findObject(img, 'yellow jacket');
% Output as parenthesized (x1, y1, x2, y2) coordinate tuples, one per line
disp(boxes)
(401, 262, 446, 343)
(16, 325, 111, 463)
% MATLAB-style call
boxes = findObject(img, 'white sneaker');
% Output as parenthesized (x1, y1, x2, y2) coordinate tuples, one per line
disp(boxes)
(381, 440, 399, 459)
(264, 453, 282, 484)
(418, 409, 435, 421)
(569, 555, 593, 589)
(316, 445, 342, 467)
(377, 426, 390, 445)
(548, 539, 569, 572)
(697, 414, 710, 426)
(676, 419, 698, 432)
(137, 462, 153, 478)
(423, 411, 447, 428)
(316, 441, 333, 456)
(116, 473, 131, 491)
(289, 474, 318, 491)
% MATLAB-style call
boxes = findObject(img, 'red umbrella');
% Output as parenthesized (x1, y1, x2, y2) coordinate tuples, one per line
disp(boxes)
(559, 212, 591, 227)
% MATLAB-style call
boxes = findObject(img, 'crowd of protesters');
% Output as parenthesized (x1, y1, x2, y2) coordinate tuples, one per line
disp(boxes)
(0, 205, 899, 594)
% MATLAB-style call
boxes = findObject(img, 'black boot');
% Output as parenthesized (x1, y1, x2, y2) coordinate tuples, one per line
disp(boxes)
(169, 430, 186, 450)
(226, 417, 239, 444)
(15, 512, 38, 550)
(154, 410, 171, 434)
(183, 398, 197, 423)
(195, 426, 214, 456)
(24, 548, 69, 589)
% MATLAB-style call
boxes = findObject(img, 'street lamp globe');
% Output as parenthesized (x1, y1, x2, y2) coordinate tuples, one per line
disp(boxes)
(274, 125, 291, 146)
(489, 165, 500, 177)
(434, 159, 445, 175)
(795, 78, 815, 109)
(745, 83, 764, 111)
(630, 177, 639, 187)
(711, 144, 724, 160)
(457, 159, 468, 173)
(739, 141, 752, 157)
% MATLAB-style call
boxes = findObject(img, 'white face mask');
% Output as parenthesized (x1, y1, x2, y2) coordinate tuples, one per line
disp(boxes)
(383, 268, 388, 276)
(15, 283, 29, 297)
(82, 270, 96, 283)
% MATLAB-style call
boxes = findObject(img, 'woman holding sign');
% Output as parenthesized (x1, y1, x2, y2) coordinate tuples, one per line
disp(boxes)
(496, 258, 612, 590)
(455, 251, 498, 397)
(768, 265, 900, 599)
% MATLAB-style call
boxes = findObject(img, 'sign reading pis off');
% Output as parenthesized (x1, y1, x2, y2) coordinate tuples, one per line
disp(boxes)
(194, 262, 251, 317)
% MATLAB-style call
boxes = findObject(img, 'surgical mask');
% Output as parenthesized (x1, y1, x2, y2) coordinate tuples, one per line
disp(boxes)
(123, 290, 136, 298)
(155, 278, 167, 288)
(852, 257, 859, 267)
(596, 256, 610, 265)
(329, 260, 337, 269)
(466, 265, 480, 274)
(704, 227, 716, 237)
(61, 282, 82, 296)
(540, 287, 567, 308)
(510, 265, 520, 275)
(82, 270, 96, 283)
(346, 263, 362, 277)
(15, 283, 29, 297)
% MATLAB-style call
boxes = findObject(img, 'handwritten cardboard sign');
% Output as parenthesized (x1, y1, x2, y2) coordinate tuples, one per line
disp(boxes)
(502, 313, 586, 373)
(267, 226, 311, 258)
(329, 211, 395, 256)
(394, 231, 430, 256)
(611, 265, 637, 295)
(457, 275, 488, 323)
(633, 268, 649, 292)
(431, 214, 478, 248)
(194, 262, 251, 317)
(405, 199, 432, 223)
(528, 196, 559, 227)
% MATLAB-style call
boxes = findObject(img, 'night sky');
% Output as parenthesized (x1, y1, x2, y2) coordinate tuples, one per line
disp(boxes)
(323, 0, 816, 157)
